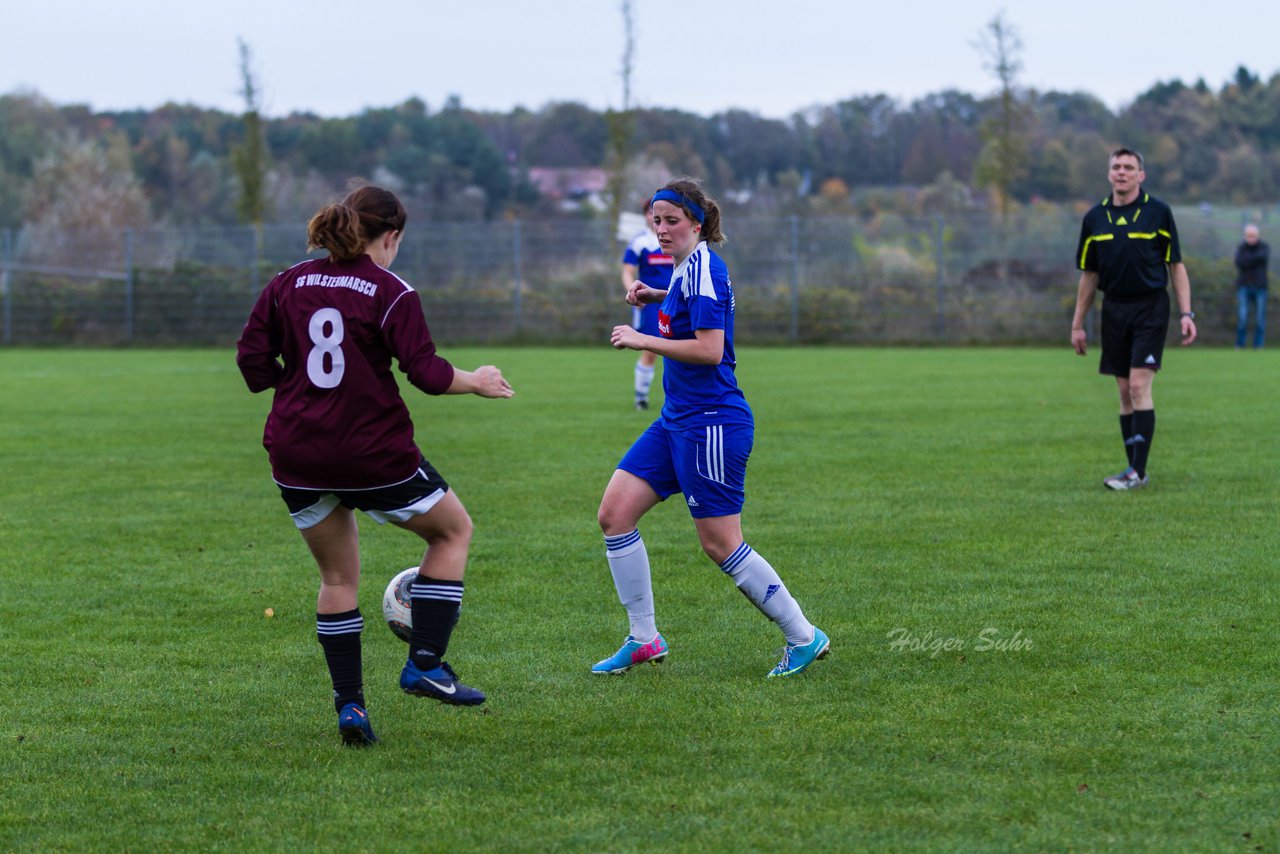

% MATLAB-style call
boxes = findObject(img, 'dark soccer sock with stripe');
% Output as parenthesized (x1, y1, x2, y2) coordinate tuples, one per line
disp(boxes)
(1120, 413, 1136, 467)
(316, 609, 364, 713)
(409, 576, 463, 671)
(1130, 409, 1155, 478)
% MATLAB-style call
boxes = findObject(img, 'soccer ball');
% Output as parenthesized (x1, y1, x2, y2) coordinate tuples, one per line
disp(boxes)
(382, 566, 417, 642)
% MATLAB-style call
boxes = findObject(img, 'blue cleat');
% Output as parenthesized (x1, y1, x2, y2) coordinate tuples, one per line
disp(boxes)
(338, 702, 378, 746)
(591, 634, 669, 675)
(400, 659, 486, 706)
(767, 627, 830, 678)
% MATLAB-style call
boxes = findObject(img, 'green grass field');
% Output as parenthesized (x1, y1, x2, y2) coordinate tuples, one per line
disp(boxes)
(1, 346, 1276, 852)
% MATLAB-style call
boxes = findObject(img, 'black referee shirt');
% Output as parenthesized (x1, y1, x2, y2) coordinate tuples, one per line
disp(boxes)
(1076, 190, 1182, 300)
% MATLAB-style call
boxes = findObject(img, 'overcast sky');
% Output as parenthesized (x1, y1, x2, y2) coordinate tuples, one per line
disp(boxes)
(3, 0, 1277, 119)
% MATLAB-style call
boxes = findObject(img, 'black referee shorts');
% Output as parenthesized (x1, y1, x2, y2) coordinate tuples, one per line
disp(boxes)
(1099, 290, 1170, 377)
(277, 456, 450, 530)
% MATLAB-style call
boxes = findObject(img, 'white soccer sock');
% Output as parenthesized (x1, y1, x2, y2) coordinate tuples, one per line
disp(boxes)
(634, 362, 655, 399)
(720, 543, 813, 646)
(604, 529, 658, 642)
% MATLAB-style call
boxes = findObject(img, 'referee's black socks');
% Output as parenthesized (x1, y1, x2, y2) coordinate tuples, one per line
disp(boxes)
(1130, 409, 1156, 478)
(1119, 413, 1136, 467)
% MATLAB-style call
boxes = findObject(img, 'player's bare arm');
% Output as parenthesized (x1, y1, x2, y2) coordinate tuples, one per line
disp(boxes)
(610, 326, 723, 365)
(1071, 271, 1099, 356)
(446, 365, 514, 398)
(621, 263, 639, 293)
(1169, 262, 1197, 345)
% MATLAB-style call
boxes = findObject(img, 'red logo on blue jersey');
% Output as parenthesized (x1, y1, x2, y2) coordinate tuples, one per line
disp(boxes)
(658, 310, 672, 337)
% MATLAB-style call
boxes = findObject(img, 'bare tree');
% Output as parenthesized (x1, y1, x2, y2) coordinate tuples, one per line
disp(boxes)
(972, 11, 1027, 222)
(605, 0, 637, 242)
(232, 37, 270, 226)
(619, 0, 634, 112)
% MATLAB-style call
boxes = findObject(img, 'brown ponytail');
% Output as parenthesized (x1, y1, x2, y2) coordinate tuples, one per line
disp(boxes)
(307, 185, 408, 262)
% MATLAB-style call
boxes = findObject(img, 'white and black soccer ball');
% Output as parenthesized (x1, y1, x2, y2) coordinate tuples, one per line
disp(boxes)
(382, 567, 418, 642)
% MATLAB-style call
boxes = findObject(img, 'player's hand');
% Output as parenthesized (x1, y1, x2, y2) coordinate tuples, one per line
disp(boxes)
(1180, 316, 1197, 346)
(472, 365, 514, 398)
(626, 281, 659, 306)
(611, 325, 644, 350)
(1071, 328, 1088, 356)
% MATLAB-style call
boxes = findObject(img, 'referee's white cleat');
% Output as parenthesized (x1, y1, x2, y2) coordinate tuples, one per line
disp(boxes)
(1103, 468, 1148, 490)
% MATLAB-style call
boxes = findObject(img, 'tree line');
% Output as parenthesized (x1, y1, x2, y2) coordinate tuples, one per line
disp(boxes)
(3, 64, 1279, 234)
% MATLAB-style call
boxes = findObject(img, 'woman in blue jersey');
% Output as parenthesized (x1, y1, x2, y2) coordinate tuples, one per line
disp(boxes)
(594, 178, 829, 678)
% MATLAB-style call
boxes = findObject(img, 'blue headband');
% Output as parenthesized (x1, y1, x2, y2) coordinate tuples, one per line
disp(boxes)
(651, 189, 706, 224)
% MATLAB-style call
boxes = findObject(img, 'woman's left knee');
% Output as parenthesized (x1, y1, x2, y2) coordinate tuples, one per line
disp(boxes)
(696, 531, 737, 565)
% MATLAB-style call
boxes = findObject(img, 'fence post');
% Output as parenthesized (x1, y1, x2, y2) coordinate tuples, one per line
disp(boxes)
(512, 218, 524, 335)
(934, 215, 945, 340)
(789, 215, 800, 343)
(250, 223, 263, 291)
(1, 229, 11, 345)
(124, 227, 135, 342)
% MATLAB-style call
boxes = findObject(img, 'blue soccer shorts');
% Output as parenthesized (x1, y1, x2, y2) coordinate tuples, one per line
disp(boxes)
(618, 419, 753, 518)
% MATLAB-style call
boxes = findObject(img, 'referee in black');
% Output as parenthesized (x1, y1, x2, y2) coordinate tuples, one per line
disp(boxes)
(1071, 147, 1197, 490)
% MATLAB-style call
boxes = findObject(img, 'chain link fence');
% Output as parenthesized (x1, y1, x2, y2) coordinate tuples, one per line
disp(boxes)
(0, 209, 1259, 347)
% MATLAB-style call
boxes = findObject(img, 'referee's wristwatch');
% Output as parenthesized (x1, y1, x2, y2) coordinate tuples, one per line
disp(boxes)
(1180, 311, 1196, 320)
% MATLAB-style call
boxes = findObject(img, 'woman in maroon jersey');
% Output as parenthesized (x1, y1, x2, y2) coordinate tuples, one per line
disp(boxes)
(237, 185, 513, 746)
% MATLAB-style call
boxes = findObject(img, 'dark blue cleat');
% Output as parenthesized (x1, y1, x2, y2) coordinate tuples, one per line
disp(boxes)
(400, 659, 486, 706)
(338, 702, 378, 746)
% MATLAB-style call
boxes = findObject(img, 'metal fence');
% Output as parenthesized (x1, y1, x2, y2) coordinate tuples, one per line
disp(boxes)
(0, 209, 1262, 347)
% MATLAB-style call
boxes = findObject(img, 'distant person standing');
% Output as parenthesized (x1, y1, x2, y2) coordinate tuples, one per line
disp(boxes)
(1234, 223, 1269, 349)
(1070, 147, 1197, 490)
(621, 201, 675, 409)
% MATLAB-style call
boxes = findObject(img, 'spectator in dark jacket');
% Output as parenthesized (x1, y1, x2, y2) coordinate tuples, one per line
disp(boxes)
(1235, 224, 1269, 349)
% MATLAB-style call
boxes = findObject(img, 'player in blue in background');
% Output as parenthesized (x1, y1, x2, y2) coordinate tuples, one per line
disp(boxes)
(594, 178, 829, 678)
(621, 200, 675, 409)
